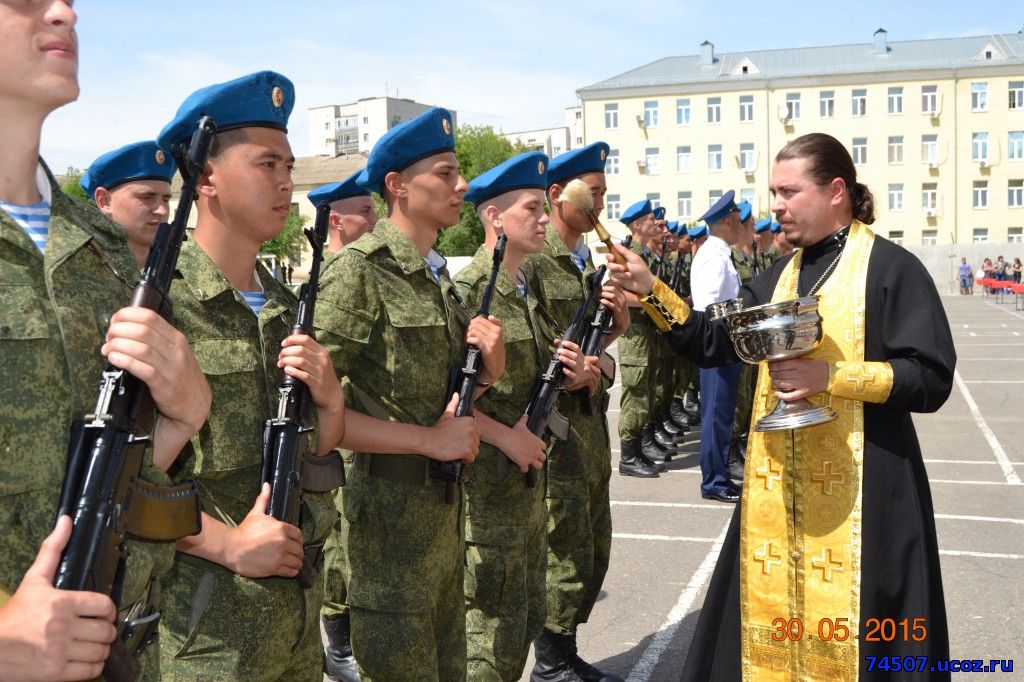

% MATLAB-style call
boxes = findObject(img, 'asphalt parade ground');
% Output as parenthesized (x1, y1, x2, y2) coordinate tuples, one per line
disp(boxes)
(518, 293, 1023, 681)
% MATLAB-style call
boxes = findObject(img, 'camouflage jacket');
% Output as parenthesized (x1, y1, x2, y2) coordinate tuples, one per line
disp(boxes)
(165, 239, 335, 546)
(732, 247, 757, 284)
(616, 239, 660, 365)
(314, 218, 470, 434)
(0, 161, 172, 602)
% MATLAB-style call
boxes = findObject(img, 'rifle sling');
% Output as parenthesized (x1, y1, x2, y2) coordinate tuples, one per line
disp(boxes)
(124, 479, 202, 541)
(349, 384, 431, 486)
(302, 450, 345, 492)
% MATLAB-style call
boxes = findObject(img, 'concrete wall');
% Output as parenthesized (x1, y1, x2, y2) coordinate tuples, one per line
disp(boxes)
(902, 242, 1023, 295)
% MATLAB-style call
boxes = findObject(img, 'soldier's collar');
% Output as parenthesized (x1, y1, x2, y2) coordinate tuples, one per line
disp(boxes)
(376, 218, 435, 276)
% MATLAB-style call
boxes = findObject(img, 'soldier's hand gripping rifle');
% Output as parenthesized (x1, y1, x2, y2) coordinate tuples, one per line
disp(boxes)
(431, 235, 508, 504)
(509, 266, 607, 486)
(54, 117, 216, 681)
(260, 201, 341, 589)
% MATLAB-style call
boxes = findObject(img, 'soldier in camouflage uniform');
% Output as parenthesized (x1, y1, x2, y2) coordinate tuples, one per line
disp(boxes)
(313, 107, 504, 682)
(664, 225, 699, 434)
(728, 202, 758, 482)
(754, 216, 779, 271)
(0, 4, 211, 678)
(308, 170, 380, 682)
(616, 198, 670, 478)
(457, 151, 572, 681)
(524, 142, 630, 682)
(156, 73, 346, 681)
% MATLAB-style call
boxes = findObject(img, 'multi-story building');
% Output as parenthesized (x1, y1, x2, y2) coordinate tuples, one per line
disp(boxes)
(502, 126, 571, 157)
(308, 97, 457, 157)
(577, 29, 1024, 246)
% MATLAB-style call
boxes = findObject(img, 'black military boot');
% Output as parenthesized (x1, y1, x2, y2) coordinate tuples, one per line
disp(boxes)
(640, 425, 670, 470)
(652, 421, 681, 451)
(682, 388, 701, 414)
(661, 413, 686, 438)
(323, 614, 361, 682)
(728, 434, 747, 482)
(618, 439, 659, 478)
(531, 631, 624, 682)
(669, 400, 690, 430)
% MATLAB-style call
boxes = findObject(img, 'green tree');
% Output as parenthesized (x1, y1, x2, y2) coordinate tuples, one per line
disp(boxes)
(262, 208, 307, 262)
(60, 166, 90, 202)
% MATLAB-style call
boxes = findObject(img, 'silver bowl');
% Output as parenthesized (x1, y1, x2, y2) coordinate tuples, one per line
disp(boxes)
(707, 297, 745, 321)
(722, 295, 837, 432)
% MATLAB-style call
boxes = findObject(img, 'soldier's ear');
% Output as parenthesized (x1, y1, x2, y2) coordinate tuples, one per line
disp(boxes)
(383, 171, 406, 200)
(196, 163, 217, 199)
(93, 187, 112, 213)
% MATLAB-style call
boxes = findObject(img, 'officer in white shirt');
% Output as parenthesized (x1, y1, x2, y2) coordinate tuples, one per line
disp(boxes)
(690, 191, 744, 502)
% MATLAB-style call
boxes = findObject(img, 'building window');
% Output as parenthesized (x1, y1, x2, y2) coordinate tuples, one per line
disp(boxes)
(708, 144, 723, 172)
(606, 194, 621, 220)
(645, 147, 661, 175)
(921, 134, 939, 165)
(362, 133, 369, 142)
(575, 110, 581, 120)
(677, 191, 692, 218)
(888, 230, 904, 245)
(576, 136, 583, 145)
(785, 93, 801, 120)
(647, 193, 661, 209)
(888, 86, 904, 114)
(644, 100, 659, 128)
(972, 228, 988, 243)
(888, 136, 904, 164)
(604, 103, 619, 129)
(922, 229, 938, 245)
(362, 116, 369, 124)
(922, 183, 938, 212)
(888, 184, 904, 211)
(676, 98, 691, 125)
(971, 82, 988, 112)
(972, 132, 989, 162)
(739, 188, 755, 205)
(552, 146, 562, 155)
(819, 90, 835, 118)
(605, 149, 620, 175)
(852, 138, 867, 165)
(739, 95, 754, 122)
(709, 190, 723, 207)
(739, 143, 755, 172)
(1009, 227, 1024, 243)
(1009, 180, 1024, 208)
(676, 146, 692, 173)
(325, 122, 331, 130)
(1011, 82, 1024, 110)
(851, 88, 867, 116)
(973, 181, 989, 209)
(707, 97, 722, 124)
(1009, 131, 1024, 161)
(922, 85, 939, 114)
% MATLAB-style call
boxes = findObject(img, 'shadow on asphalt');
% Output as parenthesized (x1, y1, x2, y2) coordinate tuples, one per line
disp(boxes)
(591, 608, 702, 680)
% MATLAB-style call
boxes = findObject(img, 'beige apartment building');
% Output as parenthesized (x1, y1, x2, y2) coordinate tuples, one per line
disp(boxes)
(577, 29, 1024, 246)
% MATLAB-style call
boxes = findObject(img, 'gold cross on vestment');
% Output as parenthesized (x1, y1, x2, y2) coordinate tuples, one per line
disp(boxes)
(811, 547, 844, 583)
(810, 460, 845, 495)
(755, 460, 782, 491)
(845, 367, 877, 392)
(753, 542, 783, 576)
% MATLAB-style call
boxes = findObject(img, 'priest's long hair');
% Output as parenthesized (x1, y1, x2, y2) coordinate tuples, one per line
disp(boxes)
(775, 133, 876, 225)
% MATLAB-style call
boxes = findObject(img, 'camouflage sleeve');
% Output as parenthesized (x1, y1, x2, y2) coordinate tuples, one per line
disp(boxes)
(314, 250, 380, 378)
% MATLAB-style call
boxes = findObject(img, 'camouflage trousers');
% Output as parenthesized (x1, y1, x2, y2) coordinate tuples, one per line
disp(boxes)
(464, 447, 548, 681)
(344, 462, 466, 682)
(322, 455, 354, 621)
(731, 363, 758, 444)
(158, 556, 324, 681)
(671, 354, 698, 404)
(618, 362, 655, 441)
(544, 412, 613, 634)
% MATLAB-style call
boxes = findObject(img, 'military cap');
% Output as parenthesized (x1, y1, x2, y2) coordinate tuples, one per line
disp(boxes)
(754, 217, 773, 234)
(465, 151, 548, 206)
(157, 71, 295, 152)
(653, 206, 666, 220)
(736, 199, 753, 222)
(80, 141, 175, 198)
(619, 199, 653, 226)
(546, 142, 610, 187)
(770, 220, 782, 233)
(688, 223, 709, 239)
(699, 189, 738, 226)
(667, 220, 679, 234)
(308, 170, 369, 208)
(356, 107, 456, 193)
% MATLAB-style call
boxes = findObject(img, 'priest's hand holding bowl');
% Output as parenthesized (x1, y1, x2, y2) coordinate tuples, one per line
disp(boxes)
(767, 358, 829, 401)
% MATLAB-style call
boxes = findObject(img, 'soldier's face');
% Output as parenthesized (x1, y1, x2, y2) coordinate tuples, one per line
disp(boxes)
(551, 172, 606, 236)
(204, 127, 295, 245)
(498, 188, 548, 255)
(330, 195, 378, 250)
(757, 231, 774, 251)
(0, 0, 79, 112)
(98, 179, 172, 252)
(770, 158, 845, 248)
(400, 152, 467, 230)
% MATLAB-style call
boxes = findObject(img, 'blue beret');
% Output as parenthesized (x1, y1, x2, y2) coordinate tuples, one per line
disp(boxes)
(80, 141, 175, 198)
(666, 220, 678, 234)
(652, 206, 666, 220)
(308, 170, 369, 208)
(356, 107, 456, 193)
(754, 217, 772, 233)
(688, 223, 709, 239)
(466, 151, 548, 206)
(699, 189, 738, 226)
(157, 71, 294, 152)
(770, 220, 782, 233)
(547, 142, 610, 187)
(619, 199, 653, 226)
(736, 199, 753, 222)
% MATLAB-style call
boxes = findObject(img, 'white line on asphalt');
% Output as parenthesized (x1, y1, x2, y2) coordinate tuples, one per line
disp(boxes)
(969, 332, 977, 337)
(984, 300, 1024, 322)
(925, 458, 1024, 465)
(939, 549, 1023, 560)
(953, 370, 1022, 485)
(930, 479, 1020, 486)
(611, 500, 734, 511)
(625, 520, 731, 682)
(957, 357, 1024, 360)
(963, 379, 1024, 383)
(935, 513, 1024, 525)
(613, 532, 718, 543)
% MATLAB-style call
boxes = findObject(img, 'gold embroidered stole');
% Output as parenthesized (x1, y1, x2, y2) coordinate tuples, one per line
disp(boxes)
(740, 222, 875, 681)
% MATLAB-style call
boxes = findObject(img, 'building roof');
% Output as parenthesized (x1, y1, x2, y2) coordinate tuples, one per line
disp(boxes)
(170, 153, 366, 195)
(578, 30, 1024, 97)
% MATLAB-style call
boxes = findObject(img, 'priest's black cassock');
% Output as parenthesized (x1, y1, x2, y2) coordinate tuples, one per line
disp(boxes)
(672, 228, 955, 681)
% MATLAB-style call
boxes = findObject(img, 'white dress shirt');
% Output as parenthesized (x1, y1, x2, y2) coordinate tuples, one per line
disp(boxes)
(690, 235, 740, 311)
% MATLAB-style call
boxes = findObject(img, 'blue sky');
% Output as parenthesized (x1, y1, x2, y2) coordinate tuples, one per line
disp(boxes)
(42, 1, 1020, 171)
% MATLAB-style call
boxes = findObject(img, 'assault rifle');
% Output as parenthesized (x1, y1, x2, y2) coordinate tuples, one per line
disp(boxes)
(55, 117, 216, 681)
(431, 235, 507, 503)
(261, 201, 343, 589)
